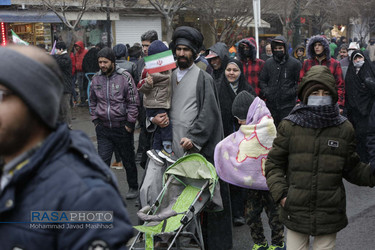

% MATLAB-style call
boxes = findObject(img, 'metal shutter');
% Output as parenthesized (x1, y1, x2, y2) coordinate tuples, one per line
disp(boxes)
(115, 16, 162, 46)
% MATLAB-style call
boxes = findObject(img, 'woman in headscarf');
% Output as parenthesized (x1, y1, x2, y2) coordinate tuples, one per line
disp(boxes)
(345, 50, 375, 162)
(217, 58, 256, 226)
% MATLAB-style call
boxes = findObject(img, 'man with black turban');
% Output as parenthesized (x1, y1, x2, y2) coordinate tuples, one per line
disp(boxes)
(150, 26, 233, 250)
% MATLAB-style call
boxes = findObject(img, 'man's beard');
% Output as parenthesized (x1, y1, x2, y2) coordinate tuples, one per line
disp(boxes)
(0, 111, 37, 157)
(177, 56, 193, 69)
(102, 64, 114, 75)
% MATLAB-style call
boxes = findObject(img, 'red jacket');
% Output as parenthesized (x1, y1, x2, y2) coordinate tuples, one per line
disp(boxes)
(299, 35, 345, 107)
(237, 38, 265, 95)
(74, 41, 88, 72)
(70, 52, 76, 75)
(300, 57, 345, 107)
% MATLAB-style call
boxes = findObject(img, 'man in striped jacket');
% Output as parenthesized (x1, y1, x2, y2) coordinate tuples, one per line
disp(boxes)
(89, 47, 140, 199)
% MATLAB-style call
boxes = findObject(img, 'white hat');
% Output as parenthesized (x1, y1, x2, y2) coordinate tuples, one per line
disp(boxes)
(348, 42, 360, 50)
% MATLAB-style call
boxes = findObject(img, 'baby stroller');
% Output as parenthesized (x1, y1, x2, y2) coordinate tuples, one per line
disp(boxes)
(129, 153, 220, 250)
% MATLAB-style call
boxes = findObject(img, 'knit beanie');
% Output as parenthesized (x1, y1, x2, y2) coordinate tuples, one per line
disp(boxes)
(232, 91, 255, 120)
(0, 46, 63, 129)
(298, 65, 337, 104)
(148, 40, 169, 56)
(97, 47, 116, 63)
(113, 44, 128, 59)
(301, 82, 330, 104)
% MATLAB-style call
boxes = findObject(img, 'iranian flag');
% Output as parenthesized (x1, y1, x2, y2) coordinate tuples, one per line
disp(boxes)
(144, 50, 176, 74)
(11, 30, 29, 46)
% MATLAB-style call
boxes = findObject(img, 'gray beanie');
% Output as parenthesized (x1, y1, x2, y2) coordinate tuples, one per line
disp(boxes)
(97, 47, 116, 63)
(232, 91, 255, 120)
(0, 47, 63, 129)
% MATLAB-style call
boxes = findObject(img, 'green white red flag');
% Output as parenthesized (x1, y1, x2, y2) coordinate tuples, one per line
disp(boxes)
(11, 29, 29, 46)
(144, 50, 176, 74)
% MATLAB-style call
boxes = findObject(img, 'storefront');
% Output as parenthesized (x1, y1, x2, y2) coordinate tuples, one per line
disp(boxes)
(0, 11, 60, 49)
(9, 22, 52, 48)
(0, 10, 119, 50)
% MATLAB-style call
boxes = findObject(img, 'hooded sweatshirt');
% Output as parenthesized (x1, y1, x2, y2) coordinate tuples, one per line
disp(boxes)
(207, 42, 230, 90)
(237, 38, 265, 95)
(74, 41, 88, 72)
(299, 35, 345, 106)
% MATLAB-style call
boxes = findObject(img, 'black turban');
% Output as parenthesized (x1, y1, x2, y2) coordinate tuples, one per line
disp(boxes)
(172, 26, 203, 54)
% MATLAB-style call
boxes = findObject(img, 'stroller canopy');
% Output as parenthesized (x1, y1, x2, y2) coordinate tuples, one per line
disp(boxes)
(163, 153, 218, 199)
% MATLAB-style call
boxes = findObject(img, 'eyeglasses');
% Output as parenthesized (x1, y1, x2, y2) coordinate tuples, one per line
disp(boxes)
(0, 89, 14, 103)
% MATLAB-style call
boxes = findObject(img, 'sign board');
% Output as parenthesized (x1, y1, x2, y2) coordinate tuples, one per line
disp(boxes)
(0, 0, 11, 5)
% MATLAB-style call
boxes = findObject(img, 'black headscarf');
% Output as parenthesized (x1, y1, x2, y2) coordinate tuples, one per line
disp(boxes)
(345, 50, 375, 117)
(218, 58, 256, 136)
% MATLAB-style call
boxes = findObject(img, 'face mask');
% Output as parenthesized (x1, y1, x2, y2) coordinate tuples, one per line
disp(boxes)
(243, 49, 252, 57)
(307, 96, 332, 106)
(273, 51, 284, 60)
(353, 61, 365, 68)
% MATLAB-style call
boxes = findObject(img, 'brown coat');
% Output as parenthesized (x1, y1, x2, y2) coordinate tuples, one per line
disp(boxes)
(138, 71, 172, 109)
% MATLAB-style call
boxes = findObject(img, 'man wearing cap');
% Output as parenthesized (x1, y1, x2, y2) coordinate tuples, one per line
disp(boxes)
(0, 45, 133, 249)
(151, 26, 232, 250)
(205, 42, 230, 91)
(259, 35, 301, 127)
(89, 47, 140, 199)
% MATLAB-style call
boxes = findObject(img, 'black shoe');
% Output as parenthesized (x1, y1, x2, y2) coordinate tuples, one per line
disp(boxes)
(233, 216, 246, 227)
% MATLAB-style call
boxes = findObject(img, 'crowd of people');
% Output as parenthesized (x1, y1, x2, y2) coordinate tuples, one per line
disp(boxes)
(2, 27, 375, 250)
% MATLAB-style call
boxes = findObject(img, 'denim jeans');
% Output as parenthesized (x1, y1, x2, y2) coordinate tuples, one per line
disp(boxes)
(96, 124, 138, 189)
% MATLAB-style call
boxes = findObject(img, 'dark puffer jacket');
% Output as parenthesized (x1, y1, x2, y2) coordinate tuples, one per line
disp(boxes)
(266, 119, 375, 236)
(0, 124, 133, 249)
(53, 52, 72, 94)
(259, 36, 301, 125)
(265, 65, 375, 236)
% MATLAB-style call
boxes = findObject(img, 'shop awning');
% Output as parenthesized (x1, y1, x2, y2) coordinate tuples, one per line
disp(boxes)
(240, 18, 271, 28)
(0, 10, 120, 23)
(0, 11, 63, 23)
(64, 12, 119, 21)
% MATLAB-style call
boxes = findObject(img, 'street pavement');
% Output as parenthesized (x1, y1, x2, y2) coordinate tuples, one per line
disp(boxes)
(71, 105, 375, 250)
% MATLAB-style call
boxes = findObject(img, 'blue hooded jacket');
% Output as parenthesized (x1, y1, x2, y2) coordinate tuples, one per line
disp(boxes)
(0, 124, 133, 249)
